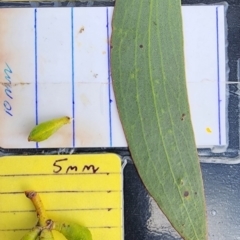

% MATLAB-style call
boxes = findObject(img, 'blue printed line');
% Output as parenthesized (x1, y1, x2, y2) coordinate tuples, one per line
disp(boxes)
(216, 7, 221, 145)
(34, 9, 39, 149)
(71, 8, 75, 147)
(106, 8, 113, 147)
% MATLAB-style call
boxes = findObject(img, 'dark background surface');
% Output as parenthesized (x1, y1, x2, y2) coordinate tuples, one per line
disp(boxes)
(124, 163, 240, 240)
(0, 0, 239, 239)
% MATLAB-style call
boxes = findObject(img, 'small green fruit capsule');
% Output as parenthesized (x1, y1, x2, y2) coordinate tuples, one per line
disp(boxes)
(39, 229, 54, 240)
(20, 227, 41, 240)
(53, 221, 92, 240)
(28, 116, 71, 142)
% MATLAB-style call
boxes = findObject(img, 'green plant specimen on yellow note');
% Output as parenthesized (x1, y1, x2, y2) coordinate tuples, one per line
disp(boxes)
(111, 0, 207, 239)
(20, 191, 92, 240)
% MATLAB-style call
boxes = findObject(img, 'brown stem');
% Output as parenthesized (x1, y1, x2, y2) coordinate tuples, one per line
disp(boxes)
(25, 191, 48, 227)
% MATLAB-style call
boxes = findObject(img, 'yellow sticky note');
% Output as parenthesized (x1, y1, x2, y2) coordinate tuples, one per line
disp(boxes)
(0, 154, 123, 240)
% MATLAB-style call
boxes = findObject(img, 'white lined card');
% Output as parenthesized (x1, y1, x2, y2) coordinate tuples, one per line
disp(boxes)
(0, 6, 227, 149)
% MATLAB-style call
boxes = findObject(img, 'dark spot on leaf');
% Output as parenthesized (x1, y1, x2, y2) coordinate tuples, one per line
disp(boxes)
(195, 192, 197, 195)
(153, 21, 157, 25)
(181, 113, 186, 121)
(184, 191, 189, 197)
(139, 44, 143, 48)
(110, 45, 113, 49)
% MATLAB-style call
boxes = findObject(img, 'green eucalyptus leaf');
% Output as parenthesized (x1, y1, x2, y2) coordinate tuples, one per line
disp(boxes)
(111, 0, 207, 239)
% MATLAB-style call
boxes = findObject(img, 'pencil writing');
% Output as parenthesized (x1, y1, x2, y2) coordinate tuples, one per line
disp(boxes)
(53, 158, 100, 174)
(3, 63, 13, 116)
